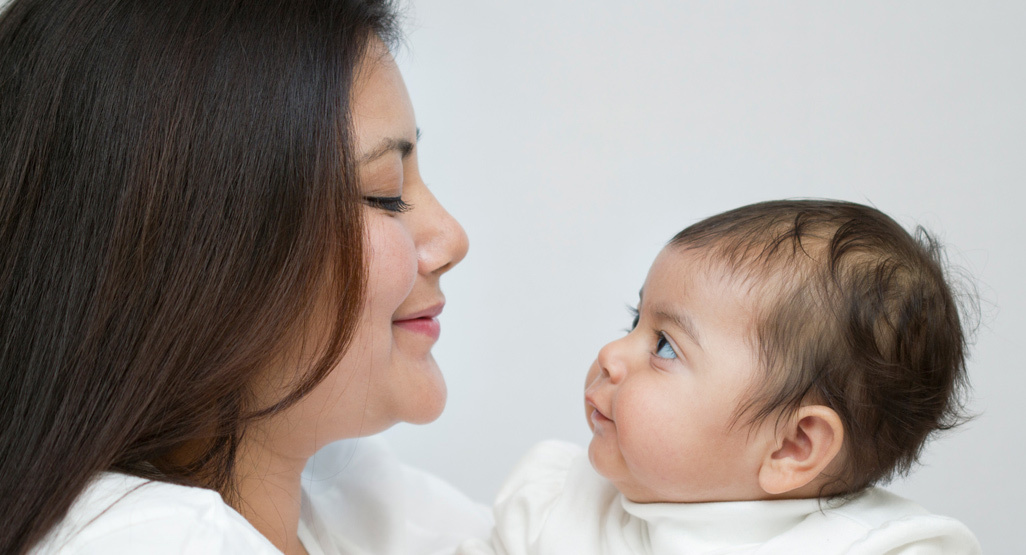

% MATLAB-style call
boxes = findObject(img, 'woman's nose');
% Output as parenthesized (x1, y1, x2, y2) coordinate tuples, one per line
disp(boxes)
(416, 188, 469, 276)
(595, 337, 629, 384)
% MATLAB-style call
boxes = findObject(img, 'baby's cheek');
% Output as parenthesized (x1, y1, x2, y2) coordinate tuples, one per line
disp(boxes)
(617, 389, 675, 454)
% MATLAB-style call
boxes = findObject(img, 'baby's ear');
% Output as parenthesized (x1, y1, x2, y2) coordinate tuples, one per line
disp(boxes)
(758, 405, 844, 496)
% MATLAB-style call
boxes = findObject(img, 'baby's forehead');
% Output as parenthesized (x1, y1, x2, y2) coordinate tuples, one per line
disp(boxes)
(663, 246, 806, 329)
(651, 243, 768, 288)
(645, 245, 769, 316)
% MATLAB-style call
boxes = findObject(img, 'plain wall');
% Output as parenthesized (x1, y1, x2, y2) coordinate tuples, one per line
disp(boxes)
(382, 1, 1025, 552)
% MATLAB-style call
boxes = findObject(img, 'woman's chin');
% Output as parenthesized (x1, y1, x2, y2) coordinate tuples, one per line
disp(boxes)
(401, 399, 446, 425)
(400, 365, 448, 424)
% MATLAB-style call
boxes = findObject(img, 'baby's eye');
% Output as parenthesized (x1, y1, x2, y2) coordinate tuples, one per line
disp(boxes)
(655, 334, 677, 359)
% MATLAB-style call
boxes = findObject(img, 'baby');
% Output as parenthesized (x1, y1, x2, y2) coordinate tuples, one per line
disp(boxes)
(460, 200, 981, 554)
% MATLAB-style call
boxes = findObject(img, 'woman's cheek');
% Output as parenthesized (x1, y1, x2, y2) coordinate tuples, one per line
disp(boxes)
(365, 217, 418, 308)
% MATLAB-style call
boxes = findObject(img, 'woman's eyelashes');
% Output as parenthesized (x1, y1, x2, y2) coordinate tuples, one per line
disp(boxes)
(627, 305, 640, 332)
(363, 195, 412, 213)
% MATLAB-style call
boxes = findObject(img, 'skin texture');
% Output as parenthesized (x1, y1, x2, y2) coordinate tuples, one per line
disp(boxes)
(584, 246, 846, 504)
(236, 43, 469, 554)
(584, 246, 778, 504)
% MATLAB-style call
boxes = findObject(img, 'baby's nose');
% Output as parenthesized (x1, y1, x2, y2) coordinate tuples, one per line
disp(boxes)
(595, 338, 628, 384)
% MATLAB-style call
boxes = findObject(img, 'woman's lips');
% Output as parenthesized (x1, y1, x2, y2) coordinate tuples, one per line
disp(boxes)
(393, 303, 443, 341)
(392, 316, 440, 340)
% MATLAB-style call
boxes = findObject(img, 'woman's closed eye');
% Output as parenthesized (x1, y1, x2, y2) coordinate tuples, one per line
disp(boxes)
(363, 195, 412, 213)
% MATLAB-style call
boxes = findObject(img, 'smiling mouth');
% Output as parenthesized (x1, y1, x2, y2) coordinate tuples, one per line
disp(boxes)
(392, 316, 440, 340)
(392, 303, 444, 341)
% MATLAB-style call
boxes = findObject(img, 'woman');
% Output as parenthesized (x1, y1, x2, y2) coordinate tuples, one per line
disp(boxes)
(0, 0, 479, 553)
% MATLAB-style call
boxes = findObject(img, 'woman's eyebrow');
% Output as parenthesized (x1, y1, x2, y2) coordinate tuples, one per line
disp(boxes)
(359, 128, 421, 163)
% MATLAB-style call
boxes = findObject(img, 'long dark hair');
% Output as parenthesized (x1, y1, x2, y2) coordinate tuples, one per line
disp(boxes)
(0, 0, 399, 551)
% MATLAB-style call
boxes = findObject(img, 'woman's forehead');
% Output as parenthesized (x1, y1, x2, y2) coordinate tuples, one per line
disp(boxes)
(351, 45, 417, 160)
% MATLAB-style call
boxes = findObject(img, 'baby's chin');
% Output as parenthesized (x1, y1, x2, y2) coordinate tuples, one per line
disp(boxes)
(584, 442, 696, 504)
(585, 437, 620, 486)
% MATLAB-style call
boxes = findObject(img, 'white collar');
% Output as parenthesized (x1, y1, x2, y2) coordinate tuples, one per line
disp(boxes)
(622, 494, 828, 551)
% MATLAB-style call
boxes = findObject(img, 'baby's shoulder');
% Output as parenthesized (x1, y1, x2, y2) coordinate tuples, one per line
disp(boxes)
(461, 441, 622, 555)
(495, 440, 586, 502)
(34, 473, 280, 554)
(495, 440, 619, 529)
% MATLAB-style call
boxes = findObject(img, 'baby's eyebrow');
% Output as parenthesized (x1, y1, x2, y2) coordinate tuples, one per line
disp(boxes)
(654, 307, 702, 350)
(638, 289, 702, 349)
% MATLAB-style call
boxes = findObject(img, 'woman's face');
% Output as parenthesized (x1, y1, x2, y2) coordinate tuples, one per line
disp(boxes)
(254, 44, 468, 455)
(341, 44, 469, 433)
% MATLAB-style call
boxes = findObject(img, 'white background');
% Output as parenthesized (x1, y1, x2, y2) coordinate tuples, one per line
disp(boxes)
(383, 1, 1026, 552)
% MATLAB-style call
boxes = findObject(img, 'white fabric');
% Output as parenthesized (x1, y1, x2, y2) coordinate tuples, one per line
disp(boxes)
(458, 440, 982, 555)
(299, 437, 493, 555)
(32, 473, 280, 554)
(35, 436, 491, 554)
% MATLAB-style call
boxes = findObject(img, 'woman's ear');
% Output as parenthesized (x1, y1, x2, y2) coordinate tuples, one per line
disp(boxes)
(758, 405, 844, 496)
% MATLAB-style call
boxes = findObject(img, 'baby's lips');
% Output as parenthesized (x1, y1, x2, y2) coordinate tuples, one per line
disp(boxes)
(585, 393, 612, 423)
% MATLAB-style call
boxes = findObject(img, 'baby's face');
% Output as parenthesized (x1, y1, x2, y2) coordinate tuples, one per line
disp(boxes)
(584, 246, 776, 503)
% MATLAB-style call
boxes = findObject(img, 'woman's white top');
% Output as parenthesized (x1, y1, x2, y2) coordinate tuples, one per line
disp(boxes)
(458, 441, 982, 555)
(34, 437, 492, 554)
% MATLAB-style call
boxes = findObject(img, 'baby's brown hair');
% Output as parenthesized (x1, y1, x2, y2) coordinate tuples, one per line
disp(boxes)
(670, 199, 973, 493)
